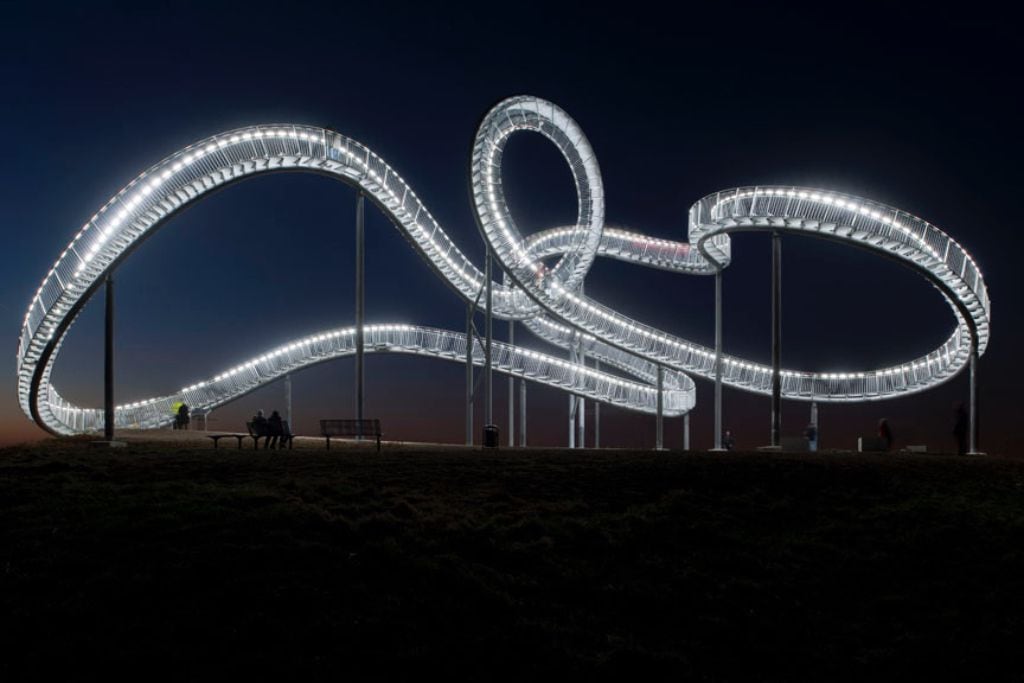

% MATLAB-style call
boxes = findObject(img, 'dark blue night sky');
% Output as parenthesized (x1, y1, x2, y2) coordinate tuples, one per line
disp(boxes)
(2, 2, 1020, 451)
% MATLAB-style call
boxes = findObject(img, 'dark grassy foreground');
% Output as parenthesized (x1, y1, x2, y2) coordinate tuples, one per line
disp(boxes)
(3, 439, 1024, 680)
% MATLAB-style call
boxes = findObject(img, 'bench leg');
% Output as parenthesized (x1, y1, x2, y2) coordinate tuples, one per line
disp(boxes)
(376, 435, 381, 453)
(235, 436, 243, 450)
(212, 438, 219, 449)
(326, 436, 330, 450)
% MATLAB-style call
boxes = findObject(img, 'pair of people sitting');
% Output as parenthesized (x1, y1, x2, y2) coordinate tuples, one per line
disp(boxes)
(250, 409, 293, 449)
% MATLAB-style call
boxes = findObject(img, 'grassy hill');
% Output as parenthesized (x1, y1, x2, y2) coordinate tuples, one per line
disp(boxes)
(3, 436, 1023, 680)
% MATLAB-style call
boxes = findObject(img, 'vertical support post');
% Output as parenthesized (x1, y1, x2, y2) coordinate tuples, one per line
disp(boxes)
(508, 320, 515, 446)
(969, 342, 980, 454)
(578, 396, 586, 449)
(568, 341, 576, 448)
(656, 365, 664, 450)
(771, 231, 782, 448)
(684, 412, 690, 451)
(466, 303, 473, 446)
(594, 359, 601, 449)
(104, 274, 114, 441)
(810, 400, 818, 447)
(714, 270, 723, 450)
(577, 339, 585, 449)
(484, 248, 493, 434)
(284, 373, 293, 430)
(519, 371, 527, 447)
(576, 283, 586, 449)
(355, 192, 365, 432)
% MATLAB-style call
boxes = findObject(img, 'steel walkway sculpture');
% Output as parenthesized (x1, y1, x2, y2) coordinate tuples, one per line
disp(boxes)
(17, 96, 990, 440)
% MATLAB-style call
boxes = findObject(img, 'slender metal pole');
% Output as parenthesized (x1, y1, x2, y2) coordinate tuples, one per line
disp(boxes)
(969, 342, 980, 454)
(771, 231, 782, 448)
(466, 303, 473, 446)
(656, 365, 664, 450)
(684, 412, 690, 451)
(484, 249, 493, 433)
(578, 396, 586, 449)
(284, 373, 292, 430)
(577, 339, 585, 449)
(568, 341, 576, 448)
(508, 320, 515, 446)
(594, 359, 601, 449)
(577, 285, 586, 449)
(104, 274, 114, 441)
(810, 400, 818, 448)
(355, 192, 365, 430)
(714, 270, 723, 450)
(519, 373, 527, 447)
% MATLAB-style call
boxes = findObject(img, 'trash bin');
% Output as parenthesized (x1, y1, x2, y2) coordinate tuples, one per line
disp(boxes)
(483, 424, 500, 448)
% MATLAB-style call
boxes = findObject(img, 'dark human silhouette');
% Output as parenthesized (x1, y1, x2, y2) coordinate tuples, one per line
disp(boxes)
(953, 402, 968, 455)
(267, 410, 284, 449)
(175, 403, 190, 430)
(804, 422, 818, 452)
(722, 429, 735, 451)
(878, 418, 893, 451)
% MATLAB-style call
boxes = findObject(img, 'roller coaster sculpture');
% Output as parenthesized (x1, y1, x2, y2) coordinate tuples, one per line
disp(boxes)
(17, 96, 990, 448)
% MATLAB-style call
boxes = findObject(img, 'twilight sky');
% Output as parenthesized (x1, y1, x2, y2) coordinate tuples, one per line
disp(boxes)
(1, 1, 1021, 451)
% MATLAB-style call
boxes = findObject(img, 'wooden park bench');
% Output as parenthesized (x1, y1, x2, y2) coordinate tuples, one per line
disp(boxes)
(320, 419, 382, 453)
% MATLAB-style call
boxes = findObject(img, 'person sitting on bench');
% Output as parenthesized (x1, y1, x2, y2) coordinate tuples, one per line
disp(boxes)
(251, 409, 269, 447)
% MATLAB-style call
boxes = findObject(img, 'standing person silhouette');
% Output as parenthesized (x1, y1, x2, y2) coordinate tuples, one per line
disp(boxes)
(176, 403, 190, 430)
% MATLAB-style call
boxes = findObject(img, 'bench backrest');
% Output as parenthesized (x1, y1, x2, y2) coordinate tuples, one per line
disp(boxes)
(320, 419, 381, 437)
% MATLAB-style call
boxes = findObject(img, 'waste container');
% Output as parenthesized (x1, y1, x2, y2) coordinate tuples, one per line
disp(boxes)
(483, 424, 500, 448)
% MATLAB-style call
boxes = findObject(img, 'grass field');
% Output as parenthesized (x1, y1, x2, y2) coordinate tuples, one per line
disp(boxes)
(3, 435, 1023, 680)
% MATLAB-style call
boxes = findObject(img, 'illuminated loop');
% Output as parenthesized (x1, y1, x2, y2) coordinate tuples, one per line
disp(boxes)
(17, 97, 990, 436)
(471, 96, 604, 296)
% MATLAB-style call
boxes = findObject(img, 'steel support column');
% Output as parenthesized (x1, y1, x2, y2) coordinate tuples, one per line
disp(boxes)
(594, 359, 601, 449)
(519, 371, 527, 447)
(284, 373, 292, 430)
(771, 231, 782, 448)
(577, 339, 585, 449)
(508, 320, 514, 446)
(969, 342, 981, 454)
(810, 400, 818, 447)
(656, 365, 664, 450)
(355, 192, 365, 433)
(568, 341, 576, 448)
(684, 412, 690, 451)
(484, 249, 493, 437)
(104, 274, 114, 441)
(466, 303, 473, 446)
(714, 270, 723, 450)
